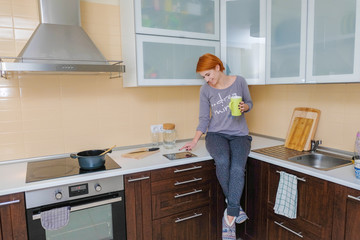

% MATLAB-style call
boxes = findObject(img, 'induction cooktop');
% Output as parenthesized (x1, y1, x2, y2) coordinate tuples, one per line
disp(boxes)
(26, 155, 121, 183)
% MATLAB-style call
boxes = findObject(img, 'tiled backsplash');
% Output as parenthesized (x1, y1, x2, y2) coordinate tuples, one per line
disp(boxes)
(2, 0, 360, 161)
(247, 83, 360, 153)
(0, 0, 201, 161)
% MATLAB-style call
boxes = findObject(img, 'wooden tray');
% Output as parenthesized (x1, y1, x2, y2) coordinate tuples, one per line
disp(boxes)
(284, 107, 321, 151)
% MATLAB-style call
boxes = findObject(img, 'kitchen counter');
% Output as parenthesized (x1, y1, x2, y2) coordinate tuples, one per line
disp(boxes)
(1, 135, 360, 196)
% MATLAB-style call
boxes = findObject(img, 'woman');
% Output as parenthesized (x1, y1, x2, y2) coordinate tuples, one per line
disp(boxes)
(180, 53, 253, 240)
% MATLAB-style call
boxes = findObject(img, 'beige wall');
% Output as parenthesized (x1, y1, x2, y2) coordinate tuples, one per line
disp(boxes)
(247, 84, 360, 153)
(0, 0, 201, 161)
(1, 0, 359, 161)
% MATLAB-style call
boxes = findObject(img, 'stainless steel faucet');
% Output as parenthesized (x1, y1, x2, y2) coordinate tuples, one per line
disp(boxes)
(311, 140, 322, 152)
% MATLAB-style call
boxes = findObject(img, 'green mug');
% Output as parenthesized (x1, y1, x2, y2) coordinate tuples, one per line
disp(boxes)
(228, 96, 242, 116)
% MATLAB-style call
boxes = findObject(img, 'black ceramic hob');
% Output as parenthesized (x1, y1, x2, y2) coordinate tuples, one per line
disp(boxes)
(26, 155, 121, 183)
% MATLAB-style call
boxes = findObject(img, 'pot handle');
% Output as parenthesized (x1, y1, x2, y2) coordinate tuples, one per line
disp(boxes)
(70, 153, 78, 159)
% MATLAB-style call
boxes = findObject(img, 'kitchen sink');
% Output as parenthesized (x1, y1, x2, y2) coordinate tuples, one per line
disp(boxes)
(287, 152, 353, 170)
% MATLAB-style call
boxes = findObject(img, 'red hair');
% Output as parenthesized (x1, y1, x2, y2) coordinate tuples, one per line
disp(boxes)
(196, 53, 225, 72)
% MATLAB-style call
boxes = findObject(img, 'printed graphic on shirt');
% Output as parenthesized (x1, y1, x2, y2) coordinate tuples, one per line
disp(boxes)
(212, 93, 238, 115)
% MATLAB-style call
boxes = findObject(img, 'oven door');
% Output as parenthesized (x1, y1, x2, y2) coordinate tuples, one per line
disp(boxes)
(26, 191, 126, 240)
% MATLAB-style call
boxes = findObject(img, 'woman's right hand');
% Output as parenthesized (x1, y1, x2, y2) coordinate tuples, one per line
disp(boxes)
(179, 141, 197, 151)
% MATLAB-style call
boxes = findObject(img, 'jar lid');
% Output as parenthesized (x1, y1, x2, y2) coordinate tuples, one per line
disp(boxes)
(163, 123, 175, 130)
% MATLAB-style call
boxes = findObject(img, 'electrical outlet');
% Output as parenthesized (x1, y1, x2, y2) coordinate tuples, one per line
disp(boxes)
(150, 124, 163, 133)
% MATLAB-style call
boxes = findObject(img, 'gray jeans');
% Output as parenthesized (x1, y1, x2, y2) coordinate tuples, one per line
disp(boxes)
(205, 132, 252, 217)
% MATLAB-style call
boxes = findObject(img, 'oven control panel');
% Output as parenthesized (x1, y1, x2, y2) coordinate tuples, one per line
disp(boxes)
(69, 183, 89, 197)
(25, 175, 124, 209)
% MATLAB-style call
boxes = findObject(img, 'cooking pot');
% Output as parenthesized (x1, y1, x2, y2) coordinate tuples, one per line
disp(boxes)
(70, 149, 112, 170)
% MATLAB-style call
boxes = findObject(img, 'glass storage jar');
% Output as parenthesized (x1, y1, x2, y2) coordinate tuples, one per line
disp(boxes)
(163, 123, 176, 149)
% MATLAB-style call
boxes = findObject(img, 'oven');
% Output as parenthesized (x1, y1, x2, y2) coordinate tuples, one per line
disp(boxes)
(25, 175, 126, 240)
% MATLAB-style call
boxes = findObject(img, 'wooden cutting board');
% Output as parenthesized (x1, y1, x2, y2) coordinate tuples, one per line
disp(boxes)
(285, 107, 321, 151)
(121, 148, 159, 159)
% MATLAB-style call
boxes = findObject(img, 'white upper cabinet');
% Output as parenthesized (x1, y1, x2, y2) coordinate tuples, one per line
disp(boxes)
(135, 35, 219, 86)
(221, 0, 267, 85)
(266, 0, 307, 84)
(266, 0, 360, 84)
(306, 0, 360, 83)
(135, 0, 219, 40)
(120, 0, 220, 87)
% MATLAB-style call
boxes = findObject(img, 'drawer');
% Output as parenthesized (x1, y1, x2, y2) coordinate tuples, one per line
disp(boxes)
(152, 183, 211, 219)
(151, 169, 214, 194)
(152, 205, 211, 240)
(151, 160, 215, 182)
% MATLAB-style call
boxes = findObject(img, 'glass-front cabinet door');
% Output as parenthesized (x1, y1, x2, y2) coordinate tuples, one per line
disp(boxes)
(135, 0, 219, 40)
(266, 0, 308, 84)
(136, 34, 220, 86)
(266, 0, 360, 84)
(306, 0, 360, 83)
(221, 0, 266, 85)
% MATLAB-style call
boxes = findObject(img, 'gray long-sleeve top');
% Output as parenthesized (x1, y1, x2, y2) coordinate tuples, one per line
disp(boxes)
(196, 76, 253, 136)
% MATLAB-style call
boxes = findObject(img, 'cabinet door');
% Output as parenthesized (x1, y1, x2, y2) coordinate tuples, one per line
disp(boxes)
(124, 172, 152, 240)
(0, 193, 28, 240)
(306, 0, 360, 83)
(267, 165, 333, 239)
(221, 0, 266, 85)
(266, 0, 307, 84)
(332, 184, 360, 240)
(136, 34, 220, 86)
(152, 205, 211, 240)
(238, 158, 267, 240)
(134, 0, 219, 40)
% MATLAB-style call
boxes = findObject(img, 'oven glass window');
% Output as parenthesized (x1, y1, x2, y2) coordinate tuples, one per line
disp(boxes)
(45, 204, 113, 240)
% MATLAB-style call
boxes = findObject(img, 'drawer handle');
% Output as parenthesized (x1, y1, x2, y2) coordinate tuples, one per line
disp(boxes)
(276, 171, 306, 182)
(174, 177, 203, 186)
(175, 212, 203, 223)
(174, 189, 203, 198)
(347, 195, 360, 202)
(0, 199, 20, 207)
(127, 176, 150, 182)
(174, 165, 202, 173)
(274, 221, 303, 238)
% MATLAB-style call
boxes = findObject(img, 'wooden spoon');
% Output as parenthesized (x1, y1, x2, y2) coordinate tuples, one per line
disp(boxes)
(99, 145, 116, 156)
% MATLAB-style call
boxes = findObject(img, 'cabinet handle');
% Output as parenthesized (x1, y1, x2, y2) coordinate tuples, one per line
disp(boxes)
(127, 175, 150, 182)
(174, 177, 203, 186)
(175, 212, 203, 223)
(174, 165, 202, 173)
(0, 199, 20, 207)
(276, 170, 306, 182)
(274, 221, 303, 238)
(347, 195, 360, 202)
(174, 189, 203, 198)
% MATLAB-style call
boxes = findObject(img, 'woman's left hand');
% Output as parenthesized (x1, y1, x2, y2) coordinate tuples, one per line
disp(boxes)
(238, 101, 249, 113)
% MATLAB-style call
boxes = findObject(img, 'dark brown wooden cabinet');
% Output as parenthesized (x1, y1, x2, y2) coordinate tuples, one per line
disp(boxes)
(266, 164, 334, 239)
(332, 184, 360, 240)
(125, 160, 224, 240)
(240, 158, 337, 240)
(239, 157, 268, 240)
(124, 171, 152, 240)
(0, 192, 28, 240)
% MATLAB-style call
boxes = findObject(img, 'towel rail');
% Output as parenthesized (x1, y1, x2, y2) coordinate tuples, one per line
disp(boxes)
(32, 196, 122, 220)
(276, 170, 306, 182)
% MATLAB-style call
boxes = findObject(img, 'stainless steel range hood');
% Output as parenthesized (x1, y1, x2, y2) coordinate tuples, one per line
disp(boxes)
(0, 0, 125, 78)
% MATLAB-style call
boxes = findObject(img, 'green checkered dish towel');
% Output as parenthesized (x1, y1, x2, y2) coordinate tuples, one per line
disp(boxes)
(273, 171, 298, 219)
